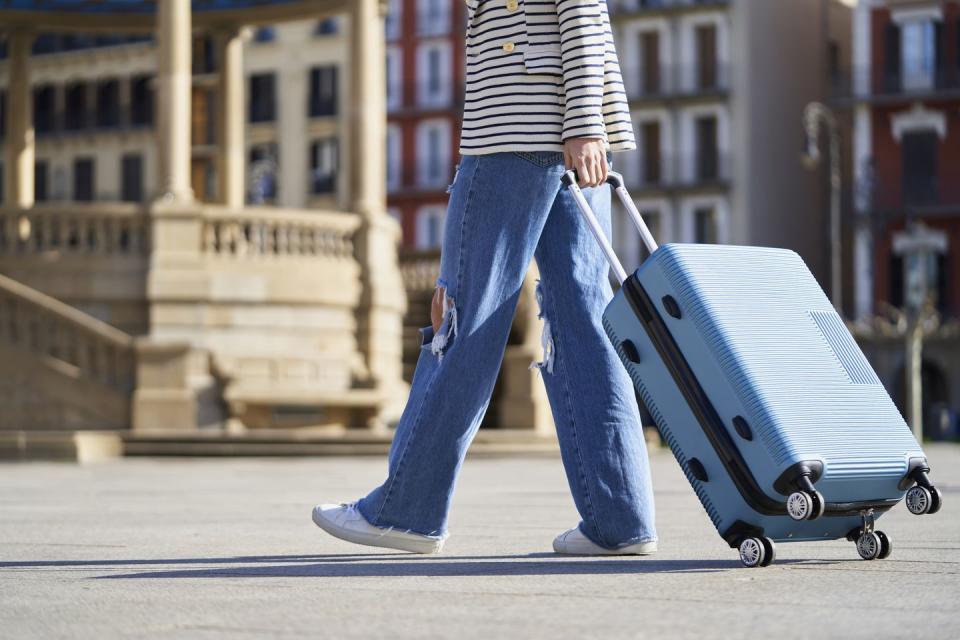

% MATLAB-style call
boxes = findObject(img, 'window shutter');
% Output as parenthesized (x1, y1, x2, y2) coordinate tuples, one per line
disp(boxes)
(934, 20, 944, 87)
(884, 22, 901, 92)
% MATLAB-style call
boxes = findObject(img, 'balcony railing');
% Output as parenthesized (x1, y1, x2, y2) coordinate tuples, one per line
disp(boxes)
(831, 66, 960, 101)
(623, 153, 732, 192)
(626, 63, 730, 101)
(416, 11, 452, 37)
(389, 82, 465, 113)
(609, 0, 729, 16)
(859, 175, 960, 218)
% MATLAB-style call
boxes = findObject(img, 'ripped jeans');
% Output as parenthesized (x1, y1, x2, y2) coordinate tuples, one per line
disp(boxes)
(356, 151, 657, 549)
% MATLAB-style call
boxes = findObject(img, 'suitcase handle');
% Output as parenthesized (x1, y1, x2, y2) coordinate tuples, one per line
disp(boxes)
(561, 169, 659, 284)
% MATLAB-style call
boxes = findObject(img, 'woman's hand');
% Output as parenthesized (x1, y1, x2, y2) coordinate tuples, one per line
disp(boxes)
(563, 138, 608, 188)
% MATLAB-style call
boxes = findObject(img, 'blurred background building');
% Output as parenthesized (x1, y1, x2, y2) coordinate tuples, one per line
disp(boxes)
(837, 0, 960, 440)
(0, 0, 956, 459)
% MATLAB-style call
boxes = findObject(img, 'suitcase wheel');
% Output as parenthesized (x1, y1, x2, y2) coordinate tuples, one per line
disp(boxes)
(856, 530, 891, 561)
(786, 490, 825, 521)
(738, 536, 776, 568)
(905, 485, 940, 515)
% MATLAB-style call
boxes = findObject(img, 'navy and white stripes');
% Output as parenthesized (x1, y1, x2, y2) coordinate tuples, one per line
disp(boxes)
(460, 0, 636, 155)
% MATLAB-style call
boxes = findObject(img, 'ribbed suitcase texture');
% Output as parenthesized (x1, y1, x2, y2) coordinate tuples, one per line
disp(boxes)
(603, 244, 929, 552)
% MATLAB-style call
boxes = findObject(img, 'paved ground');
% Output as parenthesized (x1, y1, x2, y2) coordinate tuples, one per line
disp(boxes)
(2, 445, 958, 640)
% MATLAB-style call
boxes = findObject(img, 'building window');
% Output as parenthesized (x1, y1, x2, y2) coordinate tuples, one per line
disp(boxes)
(386, 0, 403, 41)
(253, 26, 276, 43)
(309, 66, 339, 117)
(641, 121, 661, 185)
(901, 20, 936, 91)
(35, 160, 49, 202)
(901, 131, 938, 205)
(310, 138, 339, 195)
(65, 83, 88, 131)
(121, 154, 143, 203)
(417, 0, 451, 36)
(695, 115, 718, 181)
(249, 73, 277, 123)
(417, 41, 453, 107)
(416, 119, 452, 188)
(416, 205, 446, 249)
(386, 47, 403, 111)
(193, 35, 216, 74)
(73, 157, 95, 202)
(96, 79, 121, 129)
(314, 18, 338, 36)
(248, 143, 278, 203)
(695, 24, 718, 90)
(694, 207, 717, 244)
(386, 124, 402, 193)
(640, 31, 660, 94)
(131, 75, 153, 126)
(33, 85, 57, 134)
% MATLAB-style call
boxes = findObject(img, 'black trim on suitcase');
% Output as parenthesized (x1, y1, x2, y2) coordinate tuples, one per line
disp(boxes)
(621, 275, 899, 532)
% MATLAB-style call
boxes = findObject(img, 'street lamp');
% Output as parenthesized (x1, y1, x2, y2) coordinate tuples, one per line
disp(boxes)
(801, 102, 842, 313)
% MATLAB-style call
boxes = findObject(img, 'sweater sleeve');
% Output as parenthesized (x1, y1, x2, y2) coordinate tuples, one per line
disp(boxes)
(554, 0, 607, 141)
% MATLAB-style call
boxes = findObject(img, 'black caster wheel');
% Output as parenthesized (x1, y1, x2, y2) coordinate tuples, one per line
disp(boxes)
(876, 531, 892, 560)
(928, 486, 943, 515)
(739, 537, 766, 568)
(810, 490, 825, 520)
(905, 485, 933, 515)
(759, 537, 777, 567)
(856, 531, 882, 560)
(787, 491, 813, 521)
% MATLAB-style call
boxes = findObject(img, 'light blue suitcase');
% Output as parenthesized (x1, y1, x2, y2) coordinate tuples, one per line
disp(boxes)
(563, 170, 943, 567)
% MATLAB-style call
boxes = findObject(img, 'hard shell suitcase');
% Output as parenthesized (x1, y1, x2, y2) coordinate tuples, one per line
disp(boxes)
(563, 170, 943, 567)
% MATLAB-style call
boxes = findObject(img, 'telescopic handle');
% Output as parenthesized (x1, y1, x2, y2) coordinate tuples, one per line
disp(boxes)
(561, 170, 659, 284)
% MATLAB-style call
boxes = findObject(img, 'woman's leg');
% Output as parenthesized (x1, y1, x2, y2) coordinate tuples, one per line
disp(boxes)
(531, 179, 658, 549)
(356, 152, 568, 538)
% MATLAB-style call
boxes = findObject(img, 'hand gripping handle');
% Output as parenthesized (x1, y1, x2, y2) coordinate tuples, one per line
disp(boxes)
(561, 170, 659, 284)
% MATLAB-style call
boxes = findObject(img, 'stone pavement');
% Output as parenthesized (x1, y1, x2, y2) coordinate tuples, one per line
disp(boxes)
(2, 445, 958, 640)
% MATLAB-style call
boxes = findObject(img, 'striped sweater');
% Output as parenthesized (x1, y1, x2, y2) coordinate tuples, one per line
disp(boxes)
(460, 0, 636, 155)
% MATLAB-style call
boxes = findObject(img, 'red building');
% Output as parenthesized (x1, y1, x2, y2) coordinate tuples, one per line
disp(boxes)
(848, 0, 960, 436)
(385, 0, 467, 250)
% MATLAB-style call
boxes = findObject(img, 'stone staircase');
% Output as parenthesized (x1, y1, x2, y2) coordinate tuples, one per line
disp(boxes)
(0, 273, 134, 431)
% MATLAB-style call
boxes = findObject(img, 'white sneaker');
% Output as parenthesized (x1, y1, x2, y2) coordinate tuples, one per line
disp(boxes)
(552, 527, 658, 556)
(311, 503, 445, 554)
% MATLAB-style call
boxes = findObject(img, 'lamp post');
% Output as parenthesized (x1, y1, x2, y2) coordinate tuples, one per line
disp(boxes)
(801, 102, 842, 313)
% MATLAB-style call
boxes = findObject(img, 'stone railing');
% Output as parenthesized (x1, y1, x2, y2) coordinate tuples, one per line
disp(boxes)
(0, 203, 149, 257)
(399, 247, 441, 292)
(0, 272, 135, 392)
(0, 204, 150, 334)
(200, 206, 358, 260)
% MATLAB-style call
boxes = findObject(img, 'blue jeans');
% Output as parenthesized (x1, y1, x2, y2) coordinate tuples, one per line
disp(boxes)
(356, 151, 657, 549)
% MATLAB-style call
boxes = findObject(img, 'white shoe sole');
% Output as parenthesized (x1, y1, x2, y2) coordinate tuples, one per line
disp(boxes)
(311, 506, 444, 554)
(553, 540, 658, 556)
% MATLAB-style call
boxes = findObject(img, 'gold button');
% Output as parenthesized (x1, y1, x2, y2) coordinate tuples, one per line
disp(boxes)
(503, 41, 515, 53)
(506, 0, 519, 11)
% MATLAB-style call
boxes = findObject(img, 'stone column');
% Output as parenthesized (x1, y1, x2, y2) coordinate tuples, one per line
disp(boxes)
(215, 26, 246, 209)
(155, 0, 194, 202)
(3, 31, 36, 208)
(349, 0, 409, 428)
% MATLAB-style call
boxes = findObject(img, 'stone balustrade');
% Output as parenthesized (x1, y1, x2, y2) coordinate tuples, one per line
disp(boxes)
(0, 204, 149, 257)
(0, 273, 135, 392)
(398, 247, 442, 292)
(201, 207, 358, 260)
